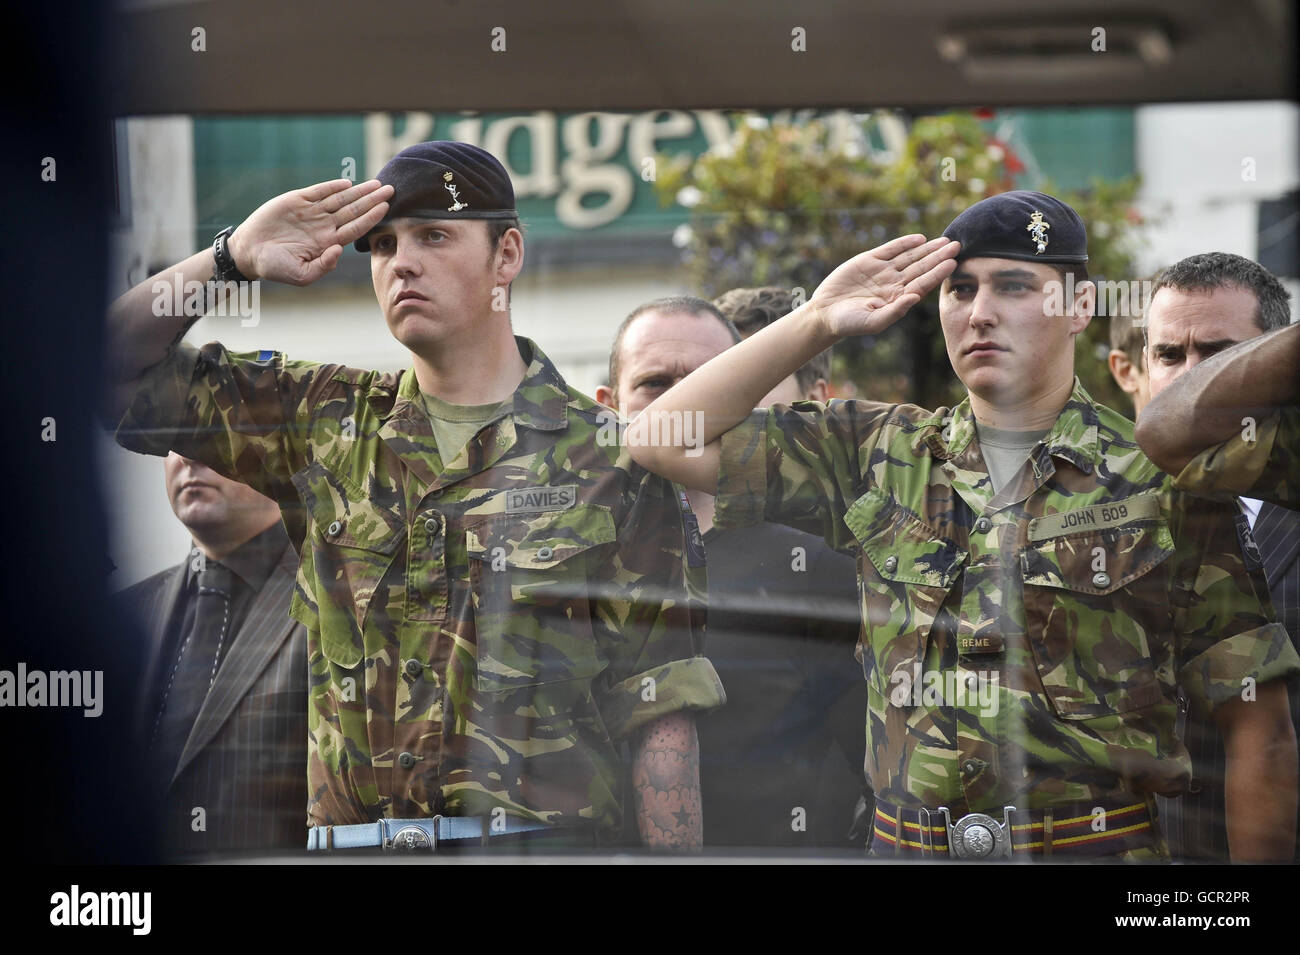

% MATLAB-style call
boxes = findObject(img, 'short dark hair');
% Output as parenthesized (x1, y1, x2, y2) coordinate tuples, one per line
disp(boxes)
(713, 286, 830, 396)
(1052, 262, 1090, 286)
(486, 216, 522, 254)
(1103, 268, 1161, 365)
(608, 296, 740, 401)
(1152, 252, 1291, 332)
(1108, 309, 1145, 366)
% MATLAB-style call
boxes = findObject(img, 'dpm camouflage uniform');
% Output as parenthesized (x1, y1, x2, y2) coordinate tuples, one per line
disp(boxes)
(716, 377, 1298, 859)
(117, 335, 724, 842)
(1172, 406, 1299, 509)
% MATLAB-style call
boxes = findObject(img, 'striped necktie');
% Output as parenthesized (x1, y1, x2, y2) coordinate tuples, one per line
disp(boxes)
(150, 563, 234, 776)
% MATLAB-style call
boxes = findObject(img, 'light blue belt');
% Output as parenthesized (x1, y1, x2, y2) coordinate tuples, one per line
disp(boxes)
(307, 814, 553, 851)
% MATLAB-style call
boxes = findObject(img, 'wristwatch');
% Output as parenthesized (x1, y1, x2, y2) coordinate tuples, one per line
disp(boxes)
(212, 225, 251, 283)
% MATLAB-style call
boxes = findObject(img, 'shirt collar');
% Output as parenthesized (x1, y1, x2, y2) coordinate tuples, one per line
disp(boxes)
(1239, 496, 1264, 529)
(921, 376, 1103, 473)
(384, 335, 570, 432)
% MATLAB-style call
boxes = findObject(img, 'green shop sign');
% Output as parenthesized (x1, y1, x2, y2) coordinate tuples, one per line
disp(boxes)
(194, 108, 1132, 243)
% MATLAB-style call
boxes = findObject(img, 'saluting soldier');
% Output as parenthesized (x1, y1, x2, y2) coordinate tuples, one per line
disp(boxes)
(629, 191, 1299, 861)
(105, 141, 724, 852)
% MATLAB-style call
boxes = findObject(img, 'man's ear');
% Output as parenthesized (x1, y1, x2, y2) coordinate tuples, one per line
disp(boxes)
(1069, 280, 1096, 335)
(595, 384, 616, 409)
(493, 227, 524, 287)
(805, 379, 830, 403)
(1107, 349, 1140, 395)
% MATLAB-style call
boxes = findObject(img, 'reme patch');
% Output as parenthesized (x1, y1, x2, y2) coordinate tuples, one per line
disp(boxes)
(505, 484, 577, 514)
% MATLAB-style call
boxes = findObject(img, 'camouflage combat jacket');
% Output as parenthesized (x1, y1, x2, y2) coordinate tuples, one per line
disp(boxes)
(1173, 406, 1299, 510)
(118, 336, 724, 838)
(715, 378, 1298, 814)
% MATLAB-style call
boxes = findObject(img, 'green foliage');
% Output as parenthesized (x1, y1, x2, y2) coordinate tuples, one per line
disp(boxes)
(656, 112, 1156, 415)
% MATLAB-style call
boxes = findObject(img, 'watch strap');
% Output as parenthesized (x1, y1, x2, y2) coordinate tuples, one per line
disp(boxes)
(212, 226, 251, 283)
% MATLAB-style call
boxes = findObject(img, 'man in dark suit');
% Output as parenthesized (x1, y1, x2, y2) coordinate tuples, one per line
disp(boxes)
(1140, 252, 1298, 861)
(115, 452, 308, 856)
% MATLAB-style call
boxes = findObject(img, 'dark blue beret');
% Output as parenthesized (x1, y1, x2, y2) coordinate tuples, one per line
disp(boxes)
(355, 141, 518, 252)
(942, 190, 1087, 265)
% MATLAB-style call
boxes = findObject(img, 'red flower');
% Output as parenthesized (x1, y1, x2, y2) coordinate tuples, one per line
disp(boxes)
(986, 135, 1026, 176)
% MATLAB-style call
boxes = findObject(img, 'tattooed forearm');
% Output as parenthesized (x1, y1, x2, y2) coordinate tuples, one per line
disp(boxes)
(633, 711, 702, 850)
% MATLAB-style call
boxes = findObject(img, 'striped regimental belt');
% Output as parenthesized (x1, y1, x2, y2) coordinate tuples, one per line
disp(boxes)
(872, 797, 1155, 859)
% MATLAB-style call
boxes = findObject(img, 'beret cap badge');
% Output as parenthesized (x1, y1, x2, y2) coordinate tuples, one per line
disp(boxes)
(1027, 210, 1050, 254)
(443, 171, 468, 212)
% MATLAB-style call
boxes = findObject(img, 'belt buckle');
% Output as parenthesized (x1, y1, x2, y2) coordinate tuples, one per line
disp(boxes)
(384, 815, 440, 852)
(938, 806, 1016, 860)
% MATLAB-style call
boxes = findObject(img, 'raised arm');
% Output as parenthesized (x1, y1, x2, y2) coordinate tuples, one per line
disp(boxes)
(1136, 322, 1300, 475)
(625, 235, 959, 492)
(103, 178, 393, 421)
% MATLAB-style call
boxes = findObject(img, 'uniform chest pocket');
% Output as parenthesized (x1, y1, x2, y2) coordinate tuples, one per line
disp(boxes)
(844, 487, 966, 697)
(1021, 499, 1174, 719)
(291, 461, 407, 667)
(465, 504, 614, 693)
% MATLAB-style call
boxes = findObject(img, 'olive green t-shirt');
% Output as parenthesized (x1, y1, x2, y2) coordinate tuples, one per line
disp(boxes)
(419, 391, 511, 467)
(975, 422, 1050, 494)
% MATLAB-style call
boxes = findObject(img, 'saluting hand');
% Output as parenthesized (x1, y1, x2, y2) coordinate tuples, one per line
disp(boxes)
(810, 234, 961, 340)
(226, 179, 395, 286)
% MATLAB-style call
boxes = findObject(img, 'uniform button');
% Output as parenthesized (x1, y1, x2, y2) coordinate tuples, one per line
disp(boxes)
(405, 659, 423, 677)
(536, 546, 554, 560)
(326, 520, 342, 538)
(883, 556, 898, 573)
(398, 752, 417, 769)
(424, 516, 440, 535)
(975, 517, 992, 533)
(1092, 572, 1111, 588)
(961, 759, 981, 775)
